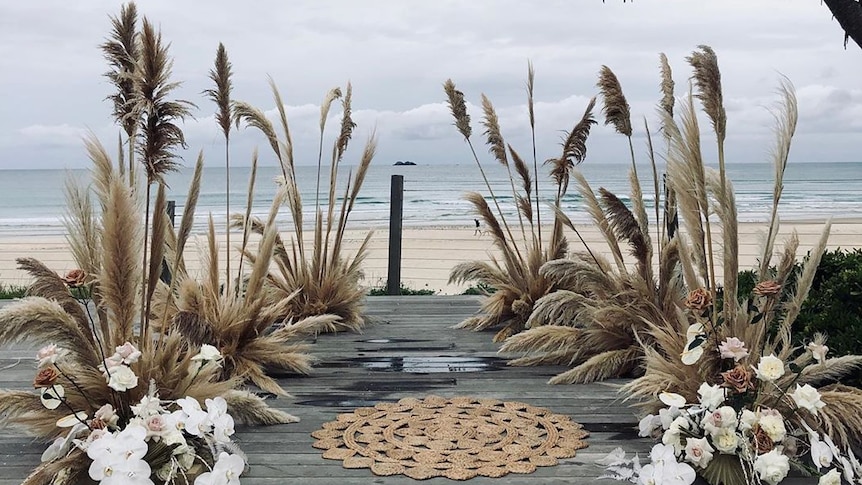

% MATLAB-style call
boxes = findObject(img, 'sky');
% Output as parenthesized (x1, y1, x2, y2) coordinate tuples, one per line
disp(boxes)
(1, 0, 861, 170)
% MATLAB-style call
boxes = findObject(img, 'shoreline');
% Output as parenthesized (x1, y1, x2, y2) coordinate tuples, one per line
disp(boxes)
(0, 219, 858, 295)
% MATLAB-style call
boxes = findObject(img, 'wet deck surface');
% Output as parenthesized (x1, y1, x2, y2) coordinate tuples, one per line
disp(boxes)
(0, 296, 814, 483)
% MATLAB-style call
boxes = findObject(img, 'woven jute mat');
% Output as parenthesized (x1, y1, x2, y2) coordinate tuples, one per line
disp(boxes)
(311, 395, 589, 480)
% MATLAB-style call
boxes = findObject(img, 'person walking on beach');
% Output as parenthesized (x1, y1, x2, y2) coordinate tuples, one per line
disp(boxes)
(474, 219, 481, 236)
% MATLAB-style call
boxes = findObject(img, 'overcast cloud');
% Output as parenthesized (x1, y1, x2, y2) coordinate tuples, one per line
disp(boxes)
(1, 0, 860, 170)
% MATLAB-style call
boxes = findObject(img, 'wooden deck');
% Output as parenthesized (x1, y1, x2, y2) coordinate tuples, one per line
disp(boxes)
(0, 296, 815, 484)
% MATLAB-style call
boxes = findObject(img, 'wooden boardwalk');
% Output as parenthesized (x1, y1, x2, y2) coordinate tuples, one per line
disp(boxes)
(0, 296, 816, 483)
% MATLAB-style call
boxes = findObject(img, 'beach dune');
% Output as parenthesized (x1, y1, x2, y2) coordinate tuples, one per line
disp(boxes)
(0, 220, 857, 295)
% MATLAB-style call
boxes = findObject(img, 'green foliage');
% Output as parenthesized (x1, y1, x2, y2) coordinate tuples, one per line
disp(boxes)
(461, 282, 498, 295)
(793, 248, 862, 359)
(0, 283, 27, 300)
(367, 282, 436, 296)
(728, 249, 862, 385)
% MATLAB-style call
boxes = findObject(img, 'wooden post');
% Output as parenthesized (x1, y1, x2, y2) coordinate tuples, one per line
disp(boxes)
(387, 175, 404, 295)
(161, 200, 177, 284)
(166, 200, 176, 227)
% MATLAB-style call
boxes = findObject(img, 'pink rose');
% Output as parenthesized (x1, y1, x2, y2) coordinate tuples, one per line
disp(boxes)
(146, 415, 167, 436)
(36, 344, 65, 368)
(718, 337, 749, 362)
(115, 342, 142, 365)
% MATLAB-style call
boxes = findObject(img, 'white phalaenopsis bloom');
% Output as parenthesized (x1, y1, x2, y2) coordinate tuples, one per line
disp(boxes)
(638, 414, 662, 438)
(754, 354, 785, 382)
(194, 452, 245, 485)
(662, 416, 691, 451)
(206, 397, 235, 443)
(791, 384, 826, 415)
(638, 444, 695, 485)
(87, 425, 152, 485)
(683, 436, 714, 468)
(696, 383, 725, 411)
(753, 449, 790, 485)
(811, 438, 835, 470)
(41, 423, 87, 463)
(173, 397, 212, 437)
(106, 364, 138, 392)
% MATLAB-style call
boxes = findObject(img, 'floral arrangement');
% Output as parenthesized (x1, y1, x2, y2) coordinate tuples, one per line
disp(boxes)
(603, 333, 860, 485)
(35, 341, 243, 485)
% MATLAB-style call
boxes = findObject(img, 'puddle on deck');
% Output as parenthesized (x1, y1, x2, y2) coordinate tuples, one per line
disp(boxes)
(320, 356, 507, 373)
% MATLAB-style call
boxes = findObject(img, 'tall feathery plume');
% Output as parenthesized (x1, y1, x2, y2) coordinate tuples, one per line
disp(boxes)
(545, 97, 597, 263)
(688, 46, 727, 321)
(136, 18, 194, 348)
(597, 66, 651, 247)
(444, 79, 523, 265)
(526, 61, 542, 252)
(101, 2, 140, 187)
(316, 87, 342, 215)
(482, 94, 528, 245)
(759, 78, 798, 280)
(546, 97, 596, 199)
(204, 42, 234, 292)
(657, 53, 675, 248)
(321, 84, 355, 274)
(658, 53, 675, 122)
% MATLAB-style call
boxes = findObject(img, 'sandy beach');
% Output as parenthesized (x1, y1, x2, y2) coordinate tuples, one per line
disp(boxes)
(0, 219, 858, 295)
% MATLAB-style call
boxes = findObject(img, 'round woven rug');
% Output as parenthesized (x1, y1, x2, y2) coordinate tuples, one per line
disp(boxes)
(311, 395, 589, 480)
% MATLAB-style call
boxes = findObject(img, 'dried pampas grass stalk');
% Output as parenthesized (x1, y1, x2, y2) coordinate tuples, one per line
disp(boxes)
(136, 17, 194, 348)
(204, 42, 235, 292)
(101, 1, 139, 186)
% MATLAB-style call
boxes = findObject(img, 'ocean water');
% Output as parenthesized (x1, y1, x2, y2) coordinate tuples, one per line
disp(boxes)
(0, 161, 859, 236)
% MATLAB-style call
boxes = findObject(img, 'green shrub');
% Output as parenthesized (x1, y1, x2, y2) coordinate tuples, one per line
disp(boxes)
(793, 248, 862, 360)
(367, 282, 436, 296)
(461, 282, 498, 295)
(728, 249, 862, 386)
(0, 283, 27, 300)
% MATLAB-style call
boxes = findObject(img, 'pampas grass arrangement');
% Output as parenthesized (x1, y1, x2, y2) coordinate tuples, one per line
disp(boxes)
(0, 4, 325, 483)
(443, 66, 598, 342)
(150, 155, 340, 396)
(2, 137, 297, 484)
(232, 80, 376, 332)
